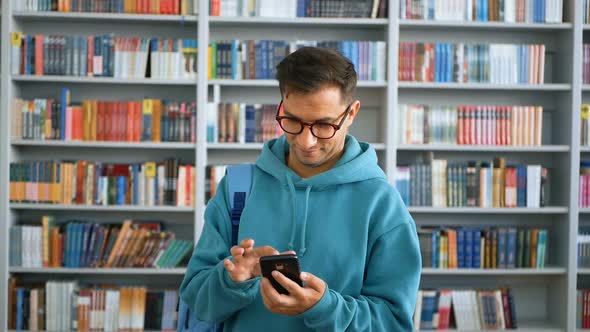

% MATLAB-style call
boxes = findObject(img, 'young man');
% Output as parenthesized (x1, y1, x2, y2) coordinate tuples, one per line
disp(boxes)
(180, 47, 421, 331)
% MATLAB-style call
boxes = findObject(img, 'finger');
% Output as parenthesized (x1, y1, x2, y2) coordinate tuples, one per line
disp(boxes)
(260, 278, 279, 306)
(256, 245, 279, 257)
(301, 271, 326, 293)
(280, 250, 296, 255)
(240, 238, 255, 248)
(272, 271, 304, 297)
(230, 246, 245, 257)
(223, 258, 235, 272)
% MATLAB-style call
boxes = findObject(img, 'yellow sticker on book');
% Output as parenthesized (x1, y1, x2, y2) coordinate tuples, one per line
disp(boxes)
(11, 32, 22, 46)
(143, 99, 153, 114)
(583, 105, 590, 119)
(145, 162, 156, 178)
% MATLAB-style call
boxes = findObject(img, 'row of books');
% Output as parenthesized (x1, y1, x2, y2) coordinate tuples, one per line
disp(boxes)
(210, 0, 387, 18)
(9, 159, 195, 207)
(418, 226, 548, 269)
(398, 104, 543, 146)
(16, 0, 197, 14)
(585, 0, 590, 24)
(7, 279, 178, 331)
(401, 0, 563, 23)
(577, 230, 590, 268)
(12, 94, 197, 143)
(581, 105, 590, 146)
(578, 289, 590, 329)
(580, 161, 590, 208)
(584, 45, 590, 84)
(209, 40, 386, 81)
(205, 165, 227, 201)
(395, 158, 548, 208)
(9, 219, 191, 269)
(11, 33, 198, 79)
(206, 103, 281, 144)
(414, 288, 517, 330)
(398, 42, 546, 84)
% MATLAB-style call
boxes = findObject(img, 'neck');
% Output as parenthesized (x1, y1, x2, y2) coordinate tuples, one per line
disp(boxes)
(287, 145, 345, 179)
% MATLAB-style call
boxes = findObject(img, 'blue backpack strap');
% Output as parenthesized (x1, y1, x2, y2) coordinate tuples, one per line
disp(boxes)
(226, 164, 254, 246)
(176, 164, 253, 332)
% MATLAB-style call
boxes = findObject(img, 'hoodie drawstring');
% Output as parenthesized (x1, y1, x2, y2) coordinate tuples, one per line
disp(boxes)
(285, 175, 311, 257)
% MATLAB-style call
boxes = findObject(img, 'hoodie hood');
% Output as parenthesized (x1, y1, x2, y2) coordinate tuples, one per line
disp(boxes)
(256, 134, 385, 189)
(255, 134, 385, 255)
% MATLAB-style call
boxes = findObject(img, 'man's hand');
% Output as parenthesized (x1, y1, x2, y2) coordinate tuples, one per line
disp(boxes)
(260, 271, 327, 315)
(223, 239, 285, 282)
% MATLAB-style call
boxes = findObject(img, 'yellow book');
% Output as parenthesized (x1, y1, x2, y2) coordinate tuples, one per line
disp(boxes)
(41, 216, 55, 267)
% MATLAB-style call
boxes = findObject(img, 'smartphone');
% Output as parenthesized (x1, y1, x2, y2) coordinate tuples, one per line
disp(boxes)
(259, 254, 303, 295)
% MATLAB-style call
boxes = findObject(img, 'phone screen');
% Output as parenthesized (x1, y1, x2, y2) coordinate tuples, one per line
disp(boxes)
(259, 254, 303, 295)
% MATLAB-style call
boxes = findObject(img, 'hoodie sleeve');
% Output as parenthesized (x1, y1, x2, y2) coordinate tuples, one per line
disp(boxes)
(179, 177, 260, 323)
(299, 220, 422, 331)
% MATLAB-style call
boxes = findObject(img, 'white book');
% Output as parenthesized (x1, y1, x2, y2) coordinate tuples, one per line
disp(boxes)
(207, 103, 219, 143)
(177, 165, 186, 207)
(238, 103, 246, 143)
(494, 290, 506, 328)
(527, 165, 541, 207)
(157, 164, 166, 205)
(535, 106, 543, 145)
(505, 0, 516, 22)
(413, 290, 423, 329)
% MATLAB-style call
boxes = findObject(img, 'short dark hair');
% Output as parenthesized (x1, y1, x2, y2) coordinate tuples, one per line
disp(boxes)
(276, 47, 357, 103)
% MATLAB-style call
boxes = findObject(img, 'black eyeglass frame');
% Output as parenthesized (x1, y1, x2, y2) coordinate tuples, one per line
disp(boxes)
(275, 99, 354, 139)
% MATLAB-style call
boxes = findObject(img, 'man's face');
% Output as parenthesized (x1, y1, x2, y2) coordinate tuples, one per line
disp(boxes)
(280, 86, 359, 169)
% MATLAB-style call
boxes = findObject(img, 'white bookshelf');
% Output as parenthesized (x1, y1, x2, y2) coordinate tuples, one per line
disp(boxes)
(8, 267, 188, 275)
(421, 268, 567, 276)
(9, 203, 195, 213)
(11, 140, 196, 150)
(12, 75, 197, 85)
(12, 11, 198, 22)
(208, 16, 389, 27)
(0, 0, 584, 331)
(397, 144, 571, 152)
(398, 82, 572, 91)
(408, 207, 569, 214)
(399, 19, 573, 31)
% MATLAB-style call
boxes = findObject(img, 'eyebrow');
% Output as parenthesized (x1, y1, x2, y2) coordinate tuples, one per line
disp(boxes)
(282, 109, 337, 122)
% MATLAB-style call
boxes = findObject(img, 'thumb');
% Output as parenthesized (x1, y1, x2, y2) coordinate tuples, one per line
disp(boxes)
(301, 271, 325, 292)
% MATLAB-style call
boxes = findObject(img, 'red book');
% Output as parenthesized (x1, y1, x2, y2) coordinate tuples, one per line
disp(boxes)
(457, 106, 464, 145)
(87, 36, 94, 76)
(126, 102, 134, 142)
(75, 160, 86, 204)
(173, 0, 180, 14)
(35, 35, 44, 76)
(211, 0, 220, 16)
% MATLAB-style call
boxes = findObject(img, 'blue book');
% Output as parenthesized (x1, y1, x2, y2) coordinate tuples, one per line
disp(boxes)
(116, 176, 126, 205)
(457, 228, 466, 268)
(231, 40, 239, 79)
(16, 288, 24, 330)
(507, 228, 517, 268)
(498, 228, 507, 268)
(434, 43, 440, 83)
(351, 42, 359, 76)
(85, 224, 98, 268)
(473, 229, 481, 268)
(465, 228, 473, 268)
(75, 223, 83, 268)
(60, 88, 70, 140)
(254, 41, 263, 79)
(245, 105, 256, 143)
(81, 223, 92, 268)
(65, 223, 72, 267)
(447, 44, 453, 82)
(432, 231, 439, 268)
(420, 291, 437, 329)
(297, 0, 305, 17)
(132, 164, 139, 205)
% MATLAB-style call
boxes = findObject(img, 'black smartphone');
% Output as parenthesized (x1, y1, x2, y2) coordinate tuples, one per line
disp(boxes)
(259, 254, 303, 295)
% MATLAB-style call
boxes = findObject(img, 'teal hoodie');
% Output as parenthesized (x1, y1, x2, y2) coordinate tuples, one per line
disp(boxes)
(180, 135, 421, 331)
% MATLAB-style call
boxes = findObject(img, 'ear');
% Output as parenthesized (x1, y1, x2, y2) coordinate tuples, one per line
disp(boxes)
(346, 100, 361, 125)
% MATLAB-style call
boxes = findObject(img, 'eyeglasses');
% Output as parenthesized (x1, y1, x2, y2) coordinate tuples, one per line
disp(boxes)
(275, 100, 353, 139)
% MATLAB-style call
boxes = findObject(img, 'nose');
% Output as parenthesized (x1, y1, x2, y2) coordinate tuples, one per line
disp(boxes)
(296, 125, 317, 149)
